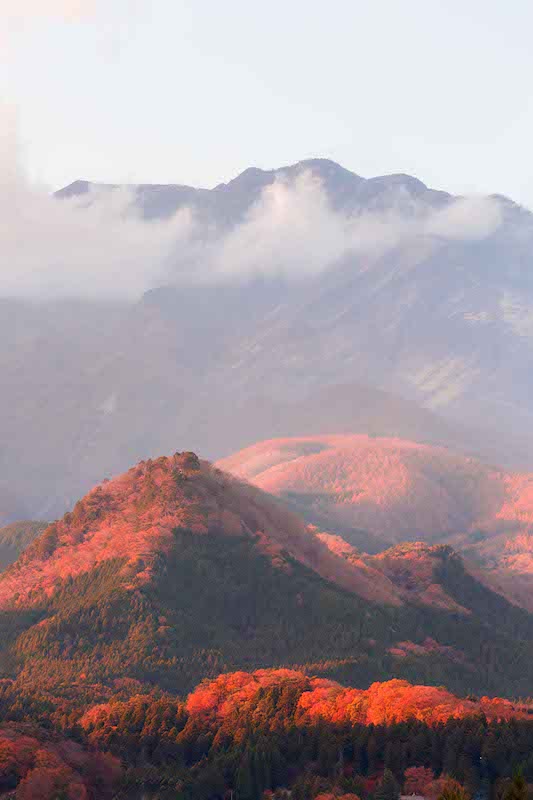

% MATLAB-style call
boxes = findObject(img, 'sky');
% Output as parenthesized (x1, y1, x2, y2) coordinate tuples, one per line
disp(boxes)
(1, 0, 532, 206)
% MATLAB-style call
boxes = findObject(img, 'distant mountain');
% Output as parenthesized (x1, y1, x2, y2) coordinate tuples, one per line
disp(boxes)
(56, 158, 452, 223)
(2, 158, 533, 518)
(218, 435, 533, 609)
(3, 451, 533, 698)
(0, 520, 47, 571)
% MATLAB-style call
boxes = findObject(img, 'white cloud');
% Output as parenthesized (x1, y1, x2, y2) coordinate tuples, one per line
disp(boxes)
(207, 172, 503, 281)
(425, 196, 503, 240)
(210, 172, 351, 280)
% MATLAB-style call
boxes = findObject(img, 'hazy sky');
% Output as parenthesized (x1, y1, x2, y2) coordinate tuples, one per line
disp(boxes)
(2, 0, 533, 206)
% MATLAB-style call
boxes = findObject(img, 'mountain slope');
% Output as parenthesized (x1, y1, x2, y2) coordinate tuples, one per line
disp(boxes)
(3, 452, 533, 698)
(218, 435, 533, 610)
(216, 435, 507, 543)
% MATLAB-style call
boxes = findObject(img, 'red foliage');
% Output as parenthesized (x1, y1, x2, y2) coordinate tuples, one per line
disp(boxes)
(0, 725, 120, 799)
(404, 766, 435, 795)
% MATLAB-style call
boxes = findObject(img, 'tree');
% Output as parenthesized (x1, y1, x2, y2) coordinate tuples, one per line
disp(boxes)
(437, 778, 471, 800)
(404, 766, 435, 796)
(502, 772, 528, 800)
(375, 769, 400, 800)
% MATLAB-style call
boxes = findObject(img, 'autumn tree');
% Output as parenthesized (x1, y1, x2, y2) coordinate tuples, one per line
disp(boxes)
(404, 766, 435, 796)
(437, 778, 471, 800)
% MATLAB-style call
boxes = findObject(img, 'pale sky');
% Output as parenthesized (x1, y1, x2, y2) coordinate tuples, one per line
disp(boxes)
(2, 0, 533, 207)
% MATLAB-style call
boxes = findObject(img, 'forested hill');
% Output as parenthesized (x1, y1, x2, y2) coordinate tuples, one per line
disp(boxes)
(1, 452, 533, 699)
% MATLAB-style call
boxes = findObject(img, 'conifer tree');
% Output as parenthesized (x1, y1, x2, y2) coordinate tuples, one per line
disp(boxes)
(375, 768, 400, 800)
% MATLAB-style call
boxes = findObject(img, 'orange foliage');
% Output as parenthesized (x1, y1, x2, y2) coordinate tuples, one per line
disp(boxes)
(186, 669, 532, 726)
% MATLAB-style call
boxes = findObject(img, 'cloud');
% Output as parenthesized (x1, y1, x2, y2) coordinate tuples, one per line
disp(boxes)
(425, 196, 503, 240)
(206, 172, 503, 281)
(0, 106, 505, 300)
(0, 106, 196, 300)
(210, 172, 352, 280)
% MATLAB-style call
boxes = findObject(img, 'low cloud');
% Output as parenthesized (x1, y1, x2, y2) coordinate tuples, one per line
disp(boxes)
(207, 173, 503, 281)
(0, 108, 505, 300)
(425, 196, 503, 241)
(0, 107, 195, 299)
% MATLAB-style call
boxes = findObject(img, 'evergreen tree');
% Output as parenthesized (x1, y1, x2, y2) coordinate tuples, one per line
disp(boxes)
(376, 768, 400, 800)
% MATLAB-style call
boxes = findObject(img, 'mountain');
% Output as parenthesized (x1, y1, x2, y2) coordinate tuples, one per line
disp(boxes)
(0, 521, 48, 571)
(55, 159, 451, 223)
(3, 158, 533, 520)
(58, 158, 533, 443)
(218, 434, 533, 608)
(3, 452, 533, 698)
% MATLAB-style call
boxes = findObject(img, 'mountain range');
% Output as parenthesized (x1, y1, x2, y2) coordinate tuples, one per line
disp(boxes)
(2, 158, 533, 520)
